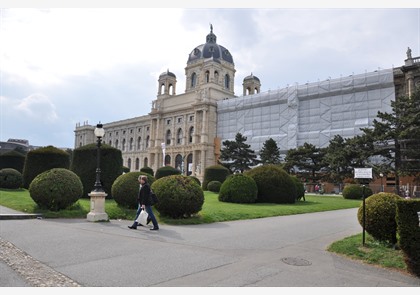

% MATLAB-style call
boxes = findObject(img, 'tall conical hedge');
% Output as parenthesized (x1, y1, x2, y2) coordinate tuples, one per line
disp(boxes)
(22, 146, 70, 188)
(70, 143, 122, 199)
(0, 150, 26, 173)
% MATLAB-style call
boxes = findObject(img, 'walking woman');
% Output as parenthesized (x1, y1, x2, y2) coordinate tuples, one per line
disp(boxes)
(128, 175, 159, 231)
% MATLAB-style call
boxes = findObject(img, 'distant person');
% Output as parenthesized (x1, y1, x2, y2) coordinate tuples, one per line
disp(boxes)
(128, 175, 151, 229)
(128, 175, 159, 231)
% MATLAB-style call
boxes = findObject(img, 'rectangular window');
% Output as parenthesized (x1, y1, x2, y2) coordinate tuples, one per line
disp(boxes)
(167, 119, 171, 125)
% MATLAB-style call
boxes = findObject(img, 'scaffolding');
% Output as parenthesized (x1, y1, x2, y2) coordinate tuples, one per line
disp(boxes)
(217, 69, 395, 154)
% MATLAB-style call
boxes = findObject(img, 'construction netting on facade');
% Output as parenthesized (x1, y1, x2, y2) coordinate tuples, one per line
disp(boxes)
(216, 69, 395, 154)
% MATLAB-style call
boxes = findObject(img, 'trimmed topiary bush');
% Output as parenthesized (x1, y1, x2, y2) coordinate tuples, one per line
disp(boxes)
(155, 166, 181, 180)
(188, 176, 201, 187)
(22, 146, 70, 189)
(0, 168, 23, 189)
(291, 175, 305, 201)
(244, 164, 297, 203)
(207, 180, 222, 193)
(343, 184, 373, 200)
(122, 166, 130, 173)
(218, 174, 258, 204)
(71, 143, 123, 199)
(202, 164, 230, 190)
(357, 192, 400, 244)
(0, 150, 26, 173)
(140, 166, 154, 176)
(152, 175, 204, 219)
(29, 168, 83, 211)
(111, 171, 155, 209)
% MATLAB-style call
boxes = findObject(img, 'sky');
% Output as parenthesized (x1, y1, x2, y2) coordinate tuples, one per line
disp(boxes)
(1, 1, 420, 149)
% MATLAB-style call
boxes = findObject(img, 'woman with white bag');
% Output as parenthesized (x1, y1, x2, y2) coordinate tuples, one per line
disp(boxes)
(128, 175, 159, 231)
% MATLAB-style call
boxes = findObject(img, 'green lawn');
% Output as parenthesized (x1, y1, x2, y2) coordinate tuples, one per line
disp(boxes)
(0, 189, 361, 223)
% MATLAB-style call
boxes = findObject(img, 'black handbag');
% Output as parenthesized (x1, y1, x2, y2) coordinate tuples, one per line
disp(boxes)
(150, 191, 159, 205)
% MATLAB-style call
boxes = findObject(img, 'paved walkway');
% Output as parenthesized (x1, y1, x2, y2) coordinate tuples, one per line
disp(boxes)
(1, 205, 419, 287)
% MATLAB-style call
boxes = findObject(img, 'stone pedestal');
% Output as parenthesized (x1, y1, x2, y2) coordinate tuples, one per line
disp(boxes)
(87, 191, 108, 222)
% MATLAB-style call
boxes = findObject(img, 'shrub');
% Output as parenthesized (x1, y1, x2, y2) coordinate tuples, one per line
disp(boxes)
(343, 184, 373, 200)
(155, 166, 181, 180)
(291, 175, 305, 201)
(22, 146, 70, 189)
(244, 164, 297, 203)
(357, 192, 400, 244)
(71, 143, 123, 199)
(122, 166, 130, 173)
(218, 174, 258, 203)
(152, 175, 204, 218)
(0, 150, 26, 173)
(188, 176, 201, 187)
(207, 180, 222, 193)
(29, 168, 83, 211)
(0, 168, 23, 189)
(202, 164, 230, 190)
(111, 172, 155, 209)
(140, 166, 154, 176)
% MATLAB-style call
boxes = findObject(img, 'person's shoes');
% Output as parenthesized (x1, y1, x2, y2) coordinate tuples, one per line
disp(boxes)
(128, 225, 137, 229)
(146, 217, 151, 225)
(150, 227, 159, 231)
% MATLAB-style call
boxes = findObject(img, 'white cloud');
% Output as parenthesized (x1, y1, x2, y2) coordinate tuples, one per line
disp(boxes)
(15, 93, 58, 122)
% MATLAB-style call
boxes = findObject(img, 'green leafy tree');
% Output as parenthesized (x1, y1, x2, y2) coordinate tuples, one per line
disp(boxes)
(284, 142, 327, 182)
(360, 87, 420, 192)
(259, 138, 281, 165)
(219, 133, 259, 173)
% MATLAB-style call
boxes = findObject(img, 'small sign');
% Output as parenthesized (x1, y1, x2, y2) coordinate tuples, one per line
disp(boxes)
(354, 168, 372, 179)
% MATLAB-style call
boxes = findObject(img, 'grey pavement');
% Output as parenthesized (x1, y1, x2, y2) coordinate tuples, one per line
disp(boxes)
(0, 205, 420, 288)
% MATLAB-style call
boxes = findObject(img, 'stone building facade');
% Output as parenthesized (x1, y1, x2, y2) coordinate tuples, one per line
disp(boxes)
(74, 27, 420, 181)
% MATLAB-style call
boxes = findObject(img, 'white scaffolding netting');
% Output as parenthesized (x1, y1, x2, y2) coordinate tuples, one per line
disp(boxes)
(217, 69, 395, 154)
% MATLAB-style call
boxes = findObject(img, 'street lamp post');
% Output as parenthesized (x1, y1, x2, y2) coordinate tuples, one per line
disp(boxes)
(379, 173, 384, 192)
(87, 123, 109, 222)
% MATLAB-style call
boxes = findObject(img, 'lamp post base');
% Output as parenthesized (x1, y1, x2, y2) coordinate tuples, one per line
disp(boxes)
(87, 191, 109, 222)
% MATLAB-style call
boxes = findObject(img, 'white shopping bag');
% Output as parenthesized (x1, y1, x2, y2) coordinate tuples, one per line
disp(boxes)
(136, 210, 148, 226)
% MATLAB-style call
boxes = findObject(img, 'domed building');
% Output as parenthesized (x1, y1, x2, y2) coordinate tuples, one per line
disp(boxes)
(75, 26, 420, 181)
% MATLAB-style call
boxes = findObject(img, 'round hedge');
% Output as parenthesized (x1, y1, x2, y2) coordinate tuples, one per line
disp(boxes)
(152, 175, 204, 218)
(29, 168, 83, 211)
(0, 168, 23, 189)
(155, 166, 181, 180)
(111, 172, 155, 209)
(343, 184, 373, 200)
(188, 176, 201, 187)
(207, 180, 222, 193)
(218, 174, 258, 204)
(244, 164, 297, 203)
(202, 164, 230, 190)
(291, 175, 305, 201)
(357, 192, 400, 244)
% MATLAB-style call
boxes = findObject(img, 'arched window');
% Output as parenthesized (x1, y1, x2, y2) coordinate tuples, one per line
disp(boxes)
(205, 70, 210, 83)
(175, 154, 183, 172)
(144, 157, 148, 167)
(146, 136, 149, 148)
(137, 136, 141, 150)
(127, 158, 131, 171)
(187, 153, 193, 176)
(164, 155, 171, 166)
(108, 140, 112, 146)
(166, 130, 171, 145)
(225, 74, 230, 89)
(177, 128, 183, 145)
(191, 72, 197, 88)
(160, 83, 165, 95)
(189, 126, 194, 143)
(129, 138, 133, 151)
(214, 71, 219, 83)
(115, 139, 119, 149)
(169, 84, 174, 95)
(135, 158, 140, 170)
(122, 139, 126, 151)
